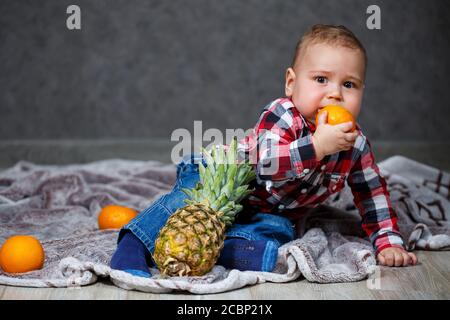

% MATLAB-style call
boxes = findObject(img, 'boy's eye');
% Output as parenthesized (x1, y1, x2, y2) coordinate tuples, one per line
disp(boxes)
(315, 76, 327, 84)
(343, 81, 355, 89)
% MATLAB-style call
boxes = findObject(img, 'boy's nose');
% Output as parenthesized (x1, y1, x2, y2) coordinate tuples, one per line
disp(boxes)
(326, 86, 343, 102)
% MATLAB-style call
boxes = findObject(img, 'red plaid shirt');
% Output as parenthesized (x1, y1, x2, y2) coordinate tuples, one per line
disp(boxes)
(235, 97, 404, 255)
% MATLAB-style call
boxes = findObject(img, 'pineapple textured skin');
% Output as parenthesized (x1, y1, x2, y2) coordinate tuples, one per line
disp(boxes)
(153, 203, 226, 276)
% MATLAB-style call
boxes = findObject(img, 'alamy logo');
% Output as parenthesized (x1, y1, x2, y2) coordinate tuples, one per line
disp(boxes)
(366, 5, 381, 30)
(366, 266, 381, 290)
(170, 121, 280, 174)
(66, 5, 81, 30)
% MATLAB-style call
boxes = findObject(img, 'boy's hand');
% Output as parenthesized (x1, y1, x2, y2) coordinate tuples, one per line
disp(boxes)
(311, 111, 359, 160)
(377, 247, 418, 267)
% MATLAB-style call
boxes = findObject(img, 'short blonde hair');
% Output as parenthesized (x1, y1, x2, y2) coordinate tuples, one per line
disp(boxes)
(291, 24, 367, 70)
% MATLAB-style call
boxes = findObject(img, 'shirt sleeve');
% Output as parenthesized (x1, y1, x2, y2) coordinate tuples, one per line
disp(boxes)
(255, 104, 319, 182)
(347, 136, 405, 255)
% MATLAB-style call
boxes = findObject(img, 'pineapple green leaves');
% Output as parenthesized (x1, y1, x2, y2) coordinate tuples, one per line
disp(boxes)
(181, 137, 255, 226)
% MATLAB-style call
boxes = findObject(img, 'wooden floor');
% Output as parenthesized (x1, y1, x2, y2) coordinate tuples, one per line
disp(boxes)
(0, 250, 449, 300)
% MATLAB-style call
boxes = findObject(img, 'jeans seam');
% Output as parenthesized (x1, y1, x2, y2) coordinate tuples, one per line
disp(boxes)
(127, 195, 167, 227)
(225, 231, 255, 241)
(262, 241, 277, 272)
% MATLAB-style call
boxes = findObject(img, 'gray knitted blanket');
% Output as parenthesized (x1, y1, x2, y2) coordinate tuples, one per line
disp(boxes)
(0, 156, 449, 294)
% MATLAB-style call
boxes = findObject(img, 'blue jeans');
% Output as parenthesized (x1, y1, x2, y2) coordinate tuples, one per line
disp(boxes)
(118, 153, 295, 271)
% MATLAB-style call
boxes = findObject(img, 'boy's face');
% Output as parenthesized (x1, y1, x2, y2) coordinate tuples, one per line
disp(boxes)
(285, 43, 366, 125)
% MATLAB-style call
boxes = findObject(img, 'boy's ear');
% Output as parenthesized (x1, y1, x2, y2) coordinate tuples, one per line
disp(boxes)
(285, 67, 296, 97)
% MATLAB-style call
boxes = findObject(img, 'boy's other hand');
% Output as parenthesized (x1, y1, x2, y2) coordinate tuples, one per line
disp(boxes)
(311, 111, 359, 160)
(377, 247, 418, 267)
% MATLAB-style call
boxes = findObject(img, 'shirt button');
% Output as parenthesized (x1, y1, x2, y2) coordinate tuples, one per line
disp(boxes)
(321, 165, 326, 171)
(278, 204, 285, 210)
(303, 169, 310, 174)
(301, 188, 307, 194)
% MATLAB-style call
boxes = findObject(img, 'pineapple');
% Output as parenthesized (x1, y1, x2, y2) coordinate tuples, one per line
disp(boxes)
(153, 137, 256, 276)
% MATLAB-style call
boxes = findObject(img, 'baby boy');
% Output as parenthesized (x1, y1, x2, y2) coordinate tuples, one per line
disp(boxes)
(239, 24, 417, 267)
(110, 24, 416, 278)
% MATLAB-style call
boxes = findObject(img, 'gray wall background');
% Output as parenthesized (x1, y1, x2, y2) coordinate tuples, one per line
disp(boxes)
(1, 0, 449, 143)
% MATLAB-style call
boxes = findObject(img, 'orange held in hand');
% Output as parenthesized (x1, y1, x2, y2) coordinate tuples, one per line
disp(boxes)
(0, 235, 45, 273)
(315, 105, 356, 132)
(98, 205, 138, 230)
